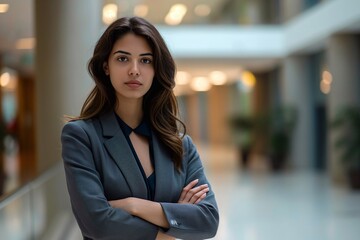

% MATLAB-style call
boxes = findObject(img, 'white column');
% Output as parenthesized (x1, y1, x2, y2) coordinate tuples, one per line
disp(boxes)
(281, 56, 314, 168)
(327, 34, 360, 179)
(35, 0, 102, 171)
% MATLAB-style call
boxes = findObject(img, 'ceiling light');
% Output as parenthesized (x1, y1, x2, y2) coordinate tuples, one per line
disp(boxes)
(102, 3, 118, 25)
(209, 71, 227, 85)
(0, 4, 9, 13)
(191, 77, 212, 92)
(134, 4, 149, 17)
(194, 4, 211, 17)
(165, 4, 187, 25)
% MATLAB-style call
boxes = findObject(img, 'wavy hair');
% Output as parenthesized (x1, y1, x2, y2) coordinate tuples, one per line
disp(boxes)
(72, 17, 186, 170)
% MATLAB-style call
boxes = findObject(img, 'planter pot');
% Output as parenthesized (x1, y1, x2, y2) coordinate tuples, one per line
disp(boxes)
(238, 147, 250, 169)
(348, 169, 360, 190)
(269, 153, 286, 172)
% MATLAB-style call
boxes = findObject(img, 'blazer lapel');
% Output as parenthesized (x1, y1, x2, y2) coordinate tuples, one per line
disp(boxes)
(99, 111, 148, 199)
(152, 134, 175, 202)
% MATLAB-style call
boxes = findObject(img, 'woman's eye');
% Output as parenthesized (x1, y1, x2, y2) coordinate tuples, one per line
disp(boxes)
(141, 58, 152, 64)
(117, 56, 128, 62)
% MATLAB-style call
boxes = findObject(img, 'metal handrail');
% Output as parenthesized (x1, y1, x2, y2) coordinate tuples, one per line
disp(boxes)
(0, 161, 63, 209)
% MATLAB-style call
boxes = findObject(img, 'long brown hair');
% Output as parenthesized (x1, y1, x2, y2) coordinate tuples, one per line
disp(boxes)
(73, 17, 186, 170)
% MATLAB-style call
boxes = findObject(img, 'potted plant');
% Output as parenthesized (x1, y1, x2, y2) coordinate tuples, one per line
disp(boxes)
(267, 106, 297, 171)
(229, 115, 255, 168)
(330, 106, 360, 190)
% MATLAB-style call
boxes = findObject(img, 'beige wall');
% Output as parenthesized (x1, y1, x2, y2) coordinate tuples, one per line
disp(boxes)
(184, 94, 201, 142)
(207, 85, 232, 145)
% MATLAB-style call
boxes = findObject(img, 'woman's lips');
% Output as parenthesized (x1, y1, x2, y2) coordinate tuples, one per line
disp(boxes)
(125, 80, 142, 88)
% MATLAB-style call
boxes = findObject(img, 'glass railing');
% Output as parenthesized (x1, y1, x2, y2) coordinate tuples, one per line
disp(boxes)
(0, 161, 80, 240)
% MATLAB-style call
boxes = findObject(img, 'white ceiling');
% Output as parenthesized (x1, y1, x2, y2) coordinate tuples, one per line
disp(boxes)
(0, 0, 281, 76)
(115, 0, 224, 25)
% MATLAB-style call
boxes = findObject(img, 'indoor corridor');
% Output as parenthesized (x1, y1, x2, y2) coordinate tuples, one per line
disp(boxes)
(1, 0, 360, 239)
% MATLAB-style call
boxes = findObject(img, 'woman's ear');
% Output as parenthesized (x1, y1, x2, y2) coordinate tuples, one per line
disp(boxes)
(103, 62, 109, 75)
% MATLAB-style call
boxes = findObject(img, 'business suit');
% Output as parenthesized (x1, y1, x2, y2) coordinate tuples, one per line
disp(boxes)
(61, 110, 219, 240)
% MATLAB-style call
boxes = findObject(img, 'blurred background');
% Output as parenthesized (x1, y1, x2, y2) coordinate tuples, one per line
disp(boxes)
(1, 0, 360, 239)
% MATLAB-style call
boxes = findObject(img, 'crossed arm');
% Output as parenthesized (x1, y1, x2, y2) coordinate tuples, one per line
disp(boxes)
(109, 178, 209, 239)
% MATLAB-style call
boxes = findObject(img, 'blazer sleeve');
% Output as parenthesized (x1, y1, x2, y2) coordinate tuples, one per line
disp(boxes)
(160, 135, 219, 239)
(61, 121, 158, 240)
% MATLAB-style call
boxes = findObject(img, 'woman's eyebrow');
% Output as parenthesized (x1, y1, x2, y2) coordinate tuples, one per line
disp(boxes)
(113, 50, 153, 56)
(113, 50, 130, 55)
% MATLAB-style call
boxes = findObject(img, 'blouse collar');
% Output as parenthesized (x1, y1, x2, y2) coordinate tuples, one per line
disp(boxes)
(115, 113, 151, 138)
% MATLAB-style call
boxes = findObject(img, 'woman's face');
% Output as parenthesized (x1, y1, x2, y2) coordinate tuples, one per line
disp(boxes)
(104, 33, 154, 102)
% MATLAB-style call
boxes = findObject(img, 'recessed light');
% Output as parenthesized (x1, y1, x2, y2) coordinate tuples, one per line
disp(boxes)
(0, 4, 9, 13)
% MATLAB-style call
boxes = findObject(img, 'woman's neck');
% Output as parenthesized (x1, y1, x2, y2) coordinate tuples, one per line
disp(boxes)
(115, 98, 143, 129)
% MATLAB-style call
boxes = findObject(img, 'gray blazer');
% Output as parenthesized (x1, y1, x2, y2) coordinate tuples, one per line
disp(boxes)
(61, 110, 219, 240)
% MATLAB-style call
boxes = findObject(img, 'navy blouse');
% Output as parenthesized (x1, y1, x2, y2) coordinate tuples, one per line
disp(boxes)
(115, 114, 156, 200)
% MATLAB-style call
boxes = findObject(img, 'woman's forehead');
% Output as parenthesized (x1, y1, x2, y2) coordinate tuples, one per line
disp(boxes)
(112, 33, 152, 54)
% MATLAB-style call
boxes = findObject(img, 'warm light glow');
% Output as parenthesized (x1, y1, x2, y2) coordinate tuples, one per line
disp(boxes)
(0, 70, 17, 90)
(322, 70, 333, 84)
(241, 71, 256, 88)
(0, 72, 10, 87)
(0, 4, 9, 13)
(175, 71, 191, 85)
(191, 77, 212, 92)
(320, 70, 333, 94)
(194, 4, 211, 17)
(320, 80, 331, 94)
(102, 4, 118, 25)
(209, 71, 227, 85)
(165, 4, 187, 25)
(15, 38, 36, 50)
(134, 4, 149, 17)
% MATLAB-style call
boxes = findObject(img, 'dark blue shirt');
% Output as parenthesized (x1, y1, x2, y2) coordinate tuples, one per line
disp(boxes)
(115, 113, 156, 200)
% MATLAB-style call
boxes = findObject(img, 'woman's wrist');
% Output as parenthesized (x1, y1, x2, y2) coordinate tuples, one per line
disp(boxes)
(128, 197, 140, 216)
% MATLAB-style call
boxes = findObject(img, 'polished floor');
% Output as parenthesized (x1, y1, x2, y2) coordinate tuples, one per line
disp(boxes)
(202, 145, 360, 240)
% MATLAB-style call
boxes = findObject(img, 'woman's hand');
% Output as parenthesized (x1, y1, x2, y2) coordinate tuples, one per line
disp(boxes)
(156, 231, 175, 240)
(178, 179, 209, 204)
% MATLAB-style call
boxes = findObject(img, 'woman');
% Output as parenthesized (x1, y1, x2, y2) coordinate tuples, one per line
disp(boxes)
(61, 17, 219, 240)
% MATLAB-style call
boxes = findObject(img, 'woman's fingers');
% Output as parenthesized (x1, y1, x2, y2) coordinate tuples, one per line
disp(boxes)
(178, 179, 199, 202)
(178, 179, 210, 204)
(194, 192, 207, 204)
(187, 185, 209, 204)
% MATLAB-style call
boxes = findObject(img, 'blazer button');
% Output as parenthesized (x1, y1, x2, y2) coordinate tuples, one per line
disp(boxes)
(170, 220, 178, 226)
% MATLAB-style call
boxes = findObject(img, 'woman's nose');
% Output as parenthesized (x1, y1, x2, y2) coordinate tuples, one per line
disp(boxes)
(129, 62, 140, 76)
